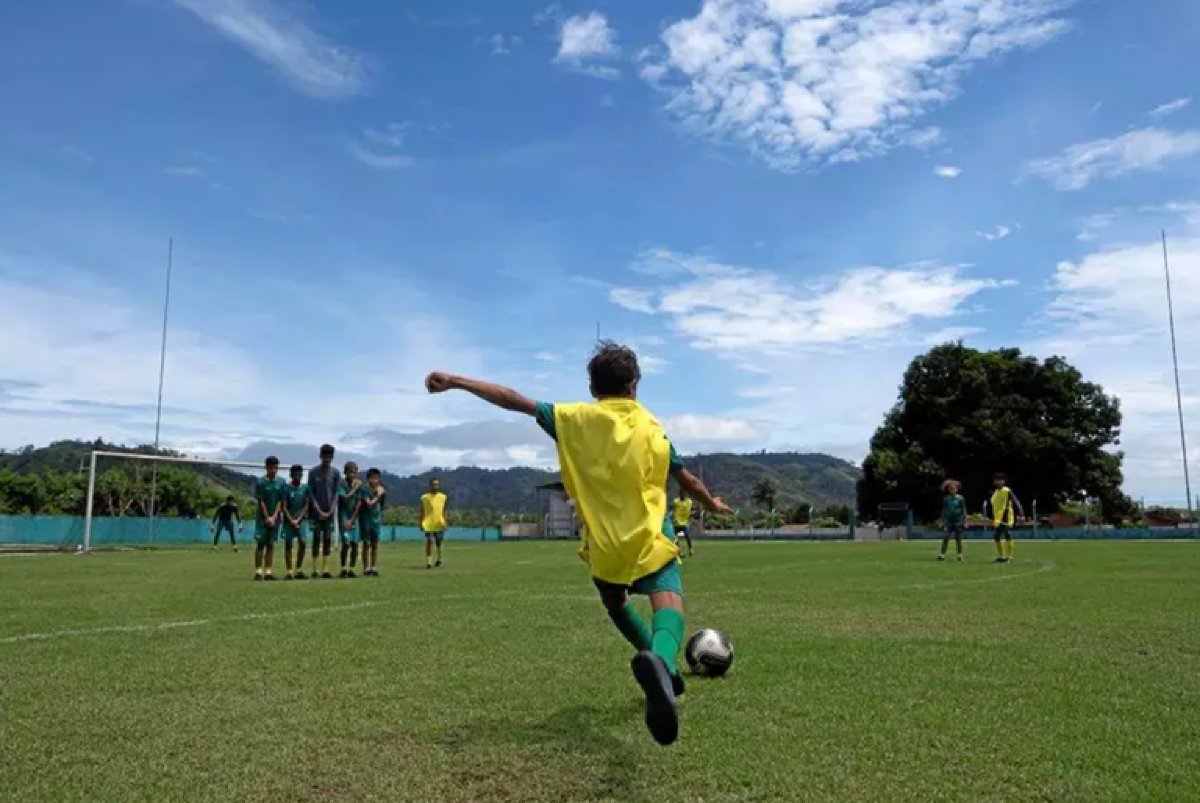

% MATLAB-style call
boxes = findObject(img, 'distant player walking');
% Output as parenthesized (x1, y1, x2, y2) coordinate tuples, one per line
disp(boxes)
(421, 479, 448, 569)
(938, 479, 966, 562)
(672, 490, 695, 558)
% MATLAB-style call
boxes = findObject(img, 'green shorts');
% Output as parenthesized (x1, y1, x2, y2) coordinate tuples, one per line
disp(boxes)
(360, 525, 380, 545)
(283, 524, 306, 544)
(994, 524, 1012, 538)
(311, 518, 335, 540)
(424, 531, 444, 543)
(593, 559, 683, 597)
(340, 522, 359, 544)
(254, 524, 278, 545)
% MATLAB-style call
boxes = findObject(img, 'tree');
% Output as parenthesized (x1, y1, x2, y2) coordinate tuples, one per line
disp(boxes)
(752, 478, 777, 511)
(787, 501, 812, 525)
(858, 343, 1130, 523)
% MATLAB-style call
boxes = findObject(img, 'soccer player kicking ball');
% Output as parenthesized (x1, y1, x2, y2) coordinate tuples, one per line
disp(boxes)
(210, 496, 241, 552)
(425, 342, 731, 746)
(985, 473, 1024, 563)
(308, 445, 341, 579)
(254, 457, 287, 581)
(672, 489, 695, 559)
(338, 462, 363, 578)
(938, 479, 967, 562)
(360, 468, 386, 576)
(421, 479, 448, 569)
(282, 465, 310, 580)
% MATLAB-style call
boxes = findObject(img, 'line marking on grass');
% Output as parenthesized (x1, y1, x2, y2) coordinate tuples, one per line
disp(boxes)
(886, 559, 1057, 591)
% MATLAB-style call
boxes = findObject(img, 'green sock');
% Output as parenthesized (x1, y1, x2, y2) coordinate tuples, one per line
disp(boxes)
(650, 608, 685, 676)
(608, 603, 652, 652)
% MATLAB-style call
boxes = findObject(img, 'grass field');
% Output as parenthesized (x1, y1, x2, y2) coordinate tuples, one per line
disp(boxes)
(3, 540, 1199, 802)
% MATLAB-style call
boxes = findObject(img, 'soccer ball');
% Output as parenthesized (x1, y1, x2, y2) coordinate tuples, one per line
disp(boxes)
(684, 628, 734, 677)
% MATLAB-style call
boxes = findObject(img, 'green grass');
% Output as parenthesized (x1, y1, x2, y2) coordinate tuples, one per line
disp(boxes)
(2, 540, 1198, 802)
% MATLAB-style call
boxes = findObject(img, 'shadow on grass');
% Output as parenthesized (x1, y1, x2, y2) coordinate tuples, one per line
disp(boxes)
(440, 699, 648, 802)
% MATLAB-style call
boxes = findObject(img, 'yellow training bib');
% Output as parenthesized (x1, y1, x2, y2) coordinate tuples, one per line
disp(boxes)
(673, 498, 693, 526)
(553, 399, 678, 585)
(421, 492, 448, 532)
(990, 488, 1015, 526)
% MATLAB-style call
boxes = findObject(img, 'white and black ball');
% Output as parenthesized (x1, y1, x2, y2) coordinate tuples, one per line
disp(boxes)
(684, 628, 734, 677)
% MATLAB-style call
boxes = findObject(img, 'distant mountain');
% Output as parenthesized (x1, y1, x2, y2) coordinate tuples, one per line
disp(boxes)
(3, 441, 860, 513)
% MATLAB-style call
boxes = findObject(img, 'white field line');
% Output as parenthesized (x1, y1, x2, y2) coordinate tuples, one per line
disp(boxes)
(1, 561, 1059, 646)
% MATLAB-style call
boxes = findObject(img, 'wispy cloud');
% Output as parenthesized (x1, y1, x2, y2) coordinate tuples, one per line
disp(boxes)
(934, 165, 962, 179)
(1148, 97, 1192, 118)
(551, 11, 619, 78)
(164, 165, 206, 178)
(61, 145, 95, 163)
(347, 124, 414, 170)
(488, 33, 522, 55)
(976, 225, 1012, 241)
(640, 0, 1070, 170)
(1024, 127, 1200, 191)
(608, 250, 1007, 353)
(172, 0, 366, 99)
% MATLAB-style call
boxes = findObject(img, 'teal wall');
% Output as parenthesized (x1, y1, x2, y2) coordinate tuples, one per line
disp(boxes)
(0, 516, 500, 547)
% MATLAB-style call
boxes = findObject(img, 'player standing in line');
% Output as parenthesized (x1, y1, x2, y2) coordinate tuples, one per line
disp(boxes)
(938, 479, 967, 562)
(425, 342, 731, 746)
(420, 479, 448, 569)
(210, 495, 241, 551)
(338, 461, 363, 578)
(307, 445, 341, 579)
(254, 457, 288, 581)
(672, 489, 695, 559)
(985, 473, 1024, 563)
(282, 464, 310, 580)
(359, 468, 386, 577)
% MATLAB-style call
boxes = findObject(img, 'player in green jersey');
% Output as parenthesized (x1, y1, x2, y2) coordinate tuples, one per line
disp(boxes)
(938, 479, 967, 562)
(254, 457, 288, 581)
(282, 464, 310, 580)
(359, 468, 386, 576)
(338, 461, 363, 578)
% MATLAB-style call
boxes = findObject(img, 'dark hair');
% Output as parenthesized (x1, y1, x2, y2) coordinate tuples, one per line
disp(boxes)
(993, 473, 1006, 481)
(588, 341, 641, 398)
(265, 456, 279, 467)
(225, 495, 234, 502)
(319, 444, 335, 457)
(344, 461, 359, 474)
(367, 468, 381, 478)
(290, 464, 303, 475)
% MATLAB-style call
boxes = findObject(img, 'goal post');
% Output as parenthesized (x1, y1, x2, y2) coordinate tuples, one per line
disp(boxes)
(82, 450, 268, 552)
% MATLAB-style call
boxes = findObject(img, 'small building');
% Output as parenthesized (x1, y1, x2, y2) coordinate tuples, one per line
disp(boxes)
(536, 482, 578, 540)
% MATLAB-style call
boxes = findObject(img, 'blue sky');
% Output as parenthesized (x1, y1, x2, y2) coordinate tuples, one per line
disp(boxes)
(1, 0, 1198, 504)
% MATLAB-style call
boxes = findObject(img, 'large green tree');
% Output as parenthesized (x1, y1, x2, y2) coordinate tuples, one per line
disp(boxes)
(858, 344, 1130, 523)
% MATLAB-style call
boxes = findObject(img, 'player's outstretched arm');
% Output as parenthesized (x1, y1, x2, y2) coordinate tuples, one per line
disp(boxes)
(677, 467, 733, 515)
(425, 373, 537, 416)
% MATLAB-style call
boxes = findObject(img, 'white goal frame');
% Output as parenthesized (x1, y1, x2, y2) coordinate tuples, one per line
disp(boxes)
(83, 450, 268, 552)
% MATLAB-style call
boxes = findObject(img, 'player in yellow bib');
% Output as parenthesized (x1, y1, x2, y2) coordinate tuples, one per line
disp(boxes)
(985, 473, 1024, 563)
(420, 479, 449, 569)
(425, 342, 731, 746)
(672, 491, 695, 558)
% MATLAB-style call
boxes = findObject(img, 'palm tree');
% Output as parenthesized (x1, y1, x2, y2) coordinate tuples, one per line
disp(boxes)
(752, 478, 777, 512)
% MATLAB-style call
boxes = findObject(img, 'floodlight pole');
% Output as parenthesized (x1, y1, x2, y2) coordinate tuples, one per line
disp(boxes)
(1162, 231, 1194, 531)
(148, 238, 173, 543)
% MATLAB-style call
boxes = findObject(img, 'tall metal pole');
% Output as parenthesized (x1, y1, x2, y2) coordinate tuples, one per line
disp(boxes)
(148, 238, 174, 542)
(1162, 231, 1194, 531)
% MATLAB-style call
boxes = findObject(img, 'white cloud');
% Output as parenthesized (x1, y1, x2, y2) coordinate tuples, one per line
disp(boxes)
(347, 125, 414, 170)
(553, 11, 619, 78)
(609, 287, 657, 314)
(1148, 97, 1192, 118)
(534, 351, 559, 363)
(490, 33, 522, 55)
(934, 165, 962, 179)
(642, 0, 1070, 169)
(173, 0, 365, 99)
(664, 414, 762, 451)
(1024, 128, 1200, 191)
(610, 250, 1007, 353)
(976, 225, 1012, 241)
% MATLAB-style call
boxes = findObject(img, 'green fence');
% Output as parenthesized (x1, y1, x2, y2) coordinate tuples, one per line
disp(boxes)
(0, 516, 500, 548)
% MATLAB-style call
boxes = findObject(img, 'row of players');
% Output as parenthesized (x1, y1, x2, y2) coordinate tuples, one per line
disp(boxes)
(209, 444, 450, 579)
